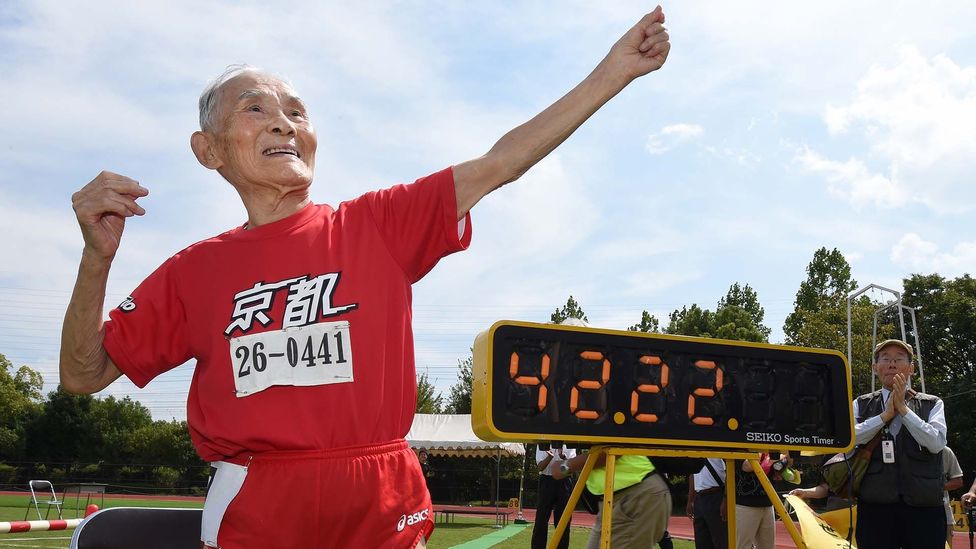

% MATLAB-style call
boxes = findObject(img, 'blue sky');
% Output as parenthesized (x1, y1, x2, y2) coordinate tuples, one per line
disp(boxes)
(2, 1, 975, 420)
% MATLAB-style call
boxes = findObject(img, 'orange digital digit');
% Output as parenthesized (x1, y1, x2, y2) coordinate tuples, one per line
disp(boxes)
(570, 350, 610, 420)
(687, 359, 724, 426)
(509, 350, 550, 412)
(630, 354, 669, 423)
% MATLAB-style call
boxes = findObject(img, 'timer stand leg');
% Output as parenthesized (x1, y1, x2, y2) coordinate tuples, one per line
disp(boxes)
(599, 450, 618, 549)
(748, 458, 805, 548)
(547, 448, 604, 549)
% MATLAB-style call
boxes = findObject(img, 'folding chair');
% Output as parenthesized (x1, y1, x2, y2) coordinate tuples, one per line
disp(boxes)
(25, 479, 63, 520)
(69, 507, 203, 549)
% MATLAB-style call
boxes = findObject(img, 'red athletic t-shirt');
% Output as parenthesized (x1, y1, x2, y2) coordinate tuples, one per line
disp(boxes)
(103, 168, 471, 462)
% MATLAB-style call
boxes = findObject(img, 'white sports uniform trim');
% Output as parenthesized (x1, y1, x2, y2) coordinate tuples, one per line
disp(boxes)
(201, 460, 249, 547)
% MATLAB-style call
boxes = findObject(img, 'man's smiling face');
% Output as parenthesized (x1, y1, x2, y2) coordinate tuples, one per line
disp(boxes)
(209, 72, 317, 192)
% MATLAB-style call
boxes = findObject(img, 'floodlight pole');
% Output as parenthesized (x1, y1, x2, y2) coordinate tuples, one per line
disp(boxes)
(847, 283, 925, 393)
(907, 306, 926, 394)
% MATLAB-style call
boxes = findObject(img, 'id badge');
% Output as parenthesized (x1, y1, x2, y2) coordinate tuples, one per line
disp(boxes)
(229, 321, 354, 397)
(881, 439, 895, 463)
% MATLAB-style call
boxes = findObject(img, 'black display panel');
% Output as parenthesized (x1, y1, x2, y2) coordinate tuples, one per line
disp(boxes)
(472, 322, 853, 451)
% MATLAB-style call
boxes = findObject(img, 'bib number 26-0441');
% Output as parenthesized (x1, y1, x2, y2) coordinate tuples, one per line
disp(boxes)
(229, 321, 353, 397)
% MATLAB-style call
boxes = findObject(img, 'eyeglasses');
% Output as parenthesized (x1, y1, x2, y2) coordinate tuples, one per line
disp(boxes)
(877, 358, 910, 365)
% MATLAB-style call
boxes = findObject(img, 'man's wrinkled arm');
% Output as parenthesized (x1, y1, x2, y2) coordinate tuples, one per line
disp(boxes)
(452, 63, 630, 220)
(452, 8, 669, 220)
(59, 252, 123, 394)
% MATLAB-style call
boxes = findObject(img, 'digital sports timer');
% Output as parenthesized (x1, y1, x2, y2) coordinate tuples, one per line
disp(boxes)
(471, 321, 854, 452)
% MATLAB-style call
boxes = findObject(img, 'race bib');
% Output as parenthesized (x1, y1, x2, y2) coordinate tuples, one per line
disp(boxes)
(229, 321, 354, 397)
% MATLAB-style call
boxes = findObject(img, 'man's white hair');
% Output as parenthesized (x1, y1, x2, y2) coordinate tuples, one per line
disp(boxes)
(197, 64, 294, 131)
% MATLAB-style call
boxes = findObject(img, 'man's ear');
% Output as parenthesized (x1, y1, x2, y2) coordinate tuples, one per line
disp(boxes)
(191, 131, 222, 170)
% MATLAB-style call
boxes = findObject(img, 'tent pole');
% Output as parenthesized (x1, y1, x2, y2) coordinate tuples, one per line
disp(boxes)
(494, 448, 502, 528)
(515, 448, 527, 523)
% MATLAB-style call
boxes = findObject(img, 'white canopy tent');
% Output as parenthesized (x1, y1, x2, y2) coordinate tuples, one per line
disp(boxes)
(406, 414, 526, 515)
(405, 414, 525, 457)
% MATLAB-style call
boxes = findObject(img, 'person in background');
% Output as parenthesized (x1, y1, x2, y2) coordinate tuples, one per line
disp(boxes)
(533, 444, 576, 549)
(554, 451, 670, 549)
(962, 477, 976, 509)
(734, 454, 776, 549)
(418, 449, 432, 478)
(688, 458, 727, 549)
(852, 339, 947, 549)
(942, 446, 964, 545)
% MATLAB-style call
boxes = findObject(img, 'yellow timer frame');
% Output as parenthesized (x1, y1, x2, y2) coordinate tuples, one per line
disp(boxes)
(472, 320, 854, 453)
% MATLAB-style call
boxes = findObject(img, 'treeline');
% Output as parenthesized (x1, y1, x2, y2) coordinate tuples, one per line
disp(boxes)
(0, 363, 207, 492)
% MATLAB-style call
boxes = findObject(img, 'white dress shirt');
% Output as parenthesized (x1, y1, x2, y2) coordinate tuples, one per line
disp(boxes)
(536, 445, 577, 476)
(693, 458, 726, 491)
(852, 387, 947, 453)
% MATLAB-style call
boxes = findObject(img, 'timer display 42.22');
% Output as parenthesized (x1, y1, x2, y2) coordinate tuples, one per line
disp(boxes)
(472, 321, 854, 452)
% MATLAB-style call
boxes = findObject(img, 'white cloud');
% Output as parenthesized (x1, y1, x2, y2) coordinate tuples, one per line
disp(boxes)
(814, 46, 976, 213)
(479, 154, 596, 258)
(891, 233, 976, 275)
(704, 146, 761, 167)
(646, 123, 704, 154)
(593, 236, 683, 261)
(622, 270, 702, 297)
(793, 147, 908, 209)
(0, 192, 81, 287)
(671, 0, 976, 112)
(824, 47, 976, 160)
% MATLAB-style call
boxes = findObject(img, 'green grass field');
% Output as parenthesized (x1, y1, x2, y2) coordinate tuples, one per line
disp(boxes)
(0, 494, 693, 548)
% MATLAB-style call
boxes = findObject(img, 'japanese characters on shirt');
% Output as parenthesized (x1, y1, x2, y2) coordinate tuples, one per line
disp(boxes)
(224, 272, 359, 397)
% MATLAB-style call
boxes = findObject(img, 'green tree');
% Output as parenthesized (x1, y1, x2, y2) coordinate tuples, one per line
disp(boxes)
(550, 295, 588, 324)
(26, 386, 100, 462)
(13, 365, 43, 402)
(784, 247, 858, 343)
(628, 310, 661, 333)
(416, 370, 443, 414)
(0, 354, 44, 460)
(782, 248, 888, 393)
(90, 396, 154, 463)
(132, 420, 200, 466)
(711, 305, 768, 343)
(665, 283, 770, 343)
(132, 419, 207, 487)
(666, 304, 713, 337)
(717, 283, 771, 341)
(444, 355, 473, 414)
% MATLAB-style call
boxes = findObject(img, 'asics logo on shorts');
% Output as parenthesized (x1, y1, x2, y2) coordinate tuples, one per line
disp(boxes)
(396, 508, 430, 532)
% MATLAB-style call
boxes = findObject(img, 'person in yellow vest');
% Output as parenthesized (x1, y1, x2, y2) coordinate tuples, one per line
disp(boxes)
(553, 453, 670, 549)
